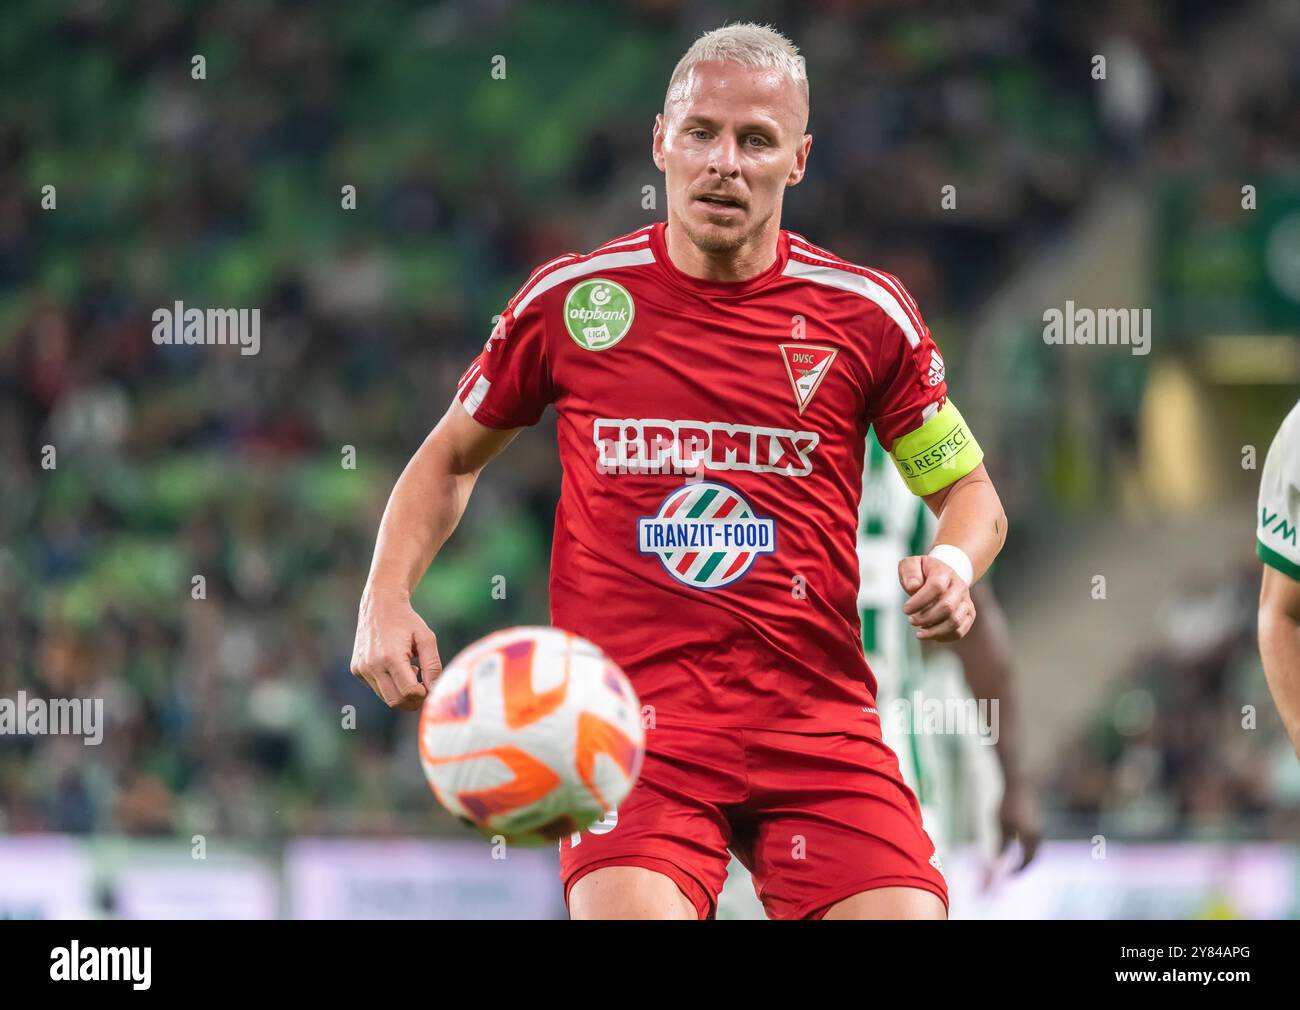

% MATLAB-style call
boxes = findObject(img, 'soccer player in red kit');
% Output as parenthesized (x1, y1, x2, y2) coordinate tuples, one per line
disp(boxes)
(351, 23, 1008, 919)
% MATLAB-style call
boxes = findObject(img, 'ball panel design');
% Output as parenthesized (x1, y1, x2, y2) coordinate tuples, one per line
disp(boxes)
(499, 637, 568, 729)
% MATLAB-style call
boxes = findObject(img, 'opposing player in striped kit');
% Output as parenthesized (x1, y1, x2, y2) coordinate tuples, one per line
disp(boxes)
(857, 434, 1039, 869)
(350, 23, 1008, 918)
(1257, 398, 1300, 757)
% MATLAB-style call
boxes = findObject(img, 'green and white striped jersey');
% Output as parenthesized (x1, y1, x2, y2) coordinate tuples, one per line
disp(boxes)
(858, 430, 934, 799)
(858, 430, 1000, 856)
(1258, 399, 1300, 582)
(858, 432, 932, 665)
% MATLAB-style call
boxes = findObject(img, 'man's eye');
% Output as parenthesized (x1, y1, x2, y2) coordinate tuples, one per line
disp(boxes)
(746, 135, 768, 147)
(691, 129, 710, 141)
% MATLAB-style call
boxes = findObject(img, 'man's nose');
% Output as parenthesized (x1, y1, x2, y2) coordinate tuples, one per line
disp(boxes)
(707, 135, 741, 179)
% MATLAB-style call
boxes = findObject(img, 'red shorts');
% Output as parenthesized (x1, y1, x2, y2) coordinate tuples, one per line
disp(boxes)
(559, 721, 948, 919)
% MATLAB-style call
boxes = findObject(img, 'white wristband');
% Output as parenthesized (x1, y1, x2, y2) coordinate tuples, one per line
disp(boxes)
(928, 544, 973, 586)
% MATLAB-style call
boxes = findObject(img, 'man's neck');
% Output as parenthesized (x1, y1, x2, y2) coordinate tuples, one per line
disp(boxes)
(663, 214, 781, 282)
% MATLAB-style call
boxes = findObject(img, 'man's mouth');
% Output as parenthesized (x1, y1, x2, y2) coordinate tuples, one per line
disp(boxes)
(696, 194, 745, 209)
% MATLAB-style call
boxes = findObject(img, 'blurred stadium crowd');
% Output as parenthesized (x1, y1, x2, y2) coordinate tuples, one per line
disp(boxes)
(1057, 563, 1300, 841)
(1, 1, 1297, 841)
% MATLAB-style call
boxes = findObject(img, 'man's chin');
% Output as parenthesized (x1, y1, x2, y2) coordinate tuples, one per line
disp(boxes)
(681, 215, 749, 254)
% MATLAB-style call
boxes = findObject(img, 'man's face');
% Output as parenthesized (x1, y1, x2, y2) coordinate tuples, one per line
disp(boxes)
(653, 60, 811, 254)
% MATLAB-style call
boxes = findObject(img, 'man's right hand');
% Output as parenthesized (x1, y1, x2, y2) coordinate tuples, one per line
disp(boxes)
(349, 403, 520, 711)
(350, 587, 441, 710)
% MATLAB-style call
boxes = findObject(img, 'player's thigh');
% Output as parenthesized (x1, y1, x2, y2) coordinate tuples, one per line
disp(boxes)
(568, 865, 698, 919)
(741, 727, 949, 920)
(822, 885, 947, 920)
(560, 722, 745, 919)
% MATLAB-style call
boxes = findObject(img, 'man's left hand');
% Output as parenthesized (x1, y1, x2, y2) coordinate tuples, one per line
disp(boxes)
(898, 555, 975, 642)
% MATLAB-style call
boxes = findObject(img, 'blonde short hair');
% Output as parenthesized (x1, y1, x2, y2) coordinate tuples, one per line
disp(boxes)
(666, 22, 809, 117)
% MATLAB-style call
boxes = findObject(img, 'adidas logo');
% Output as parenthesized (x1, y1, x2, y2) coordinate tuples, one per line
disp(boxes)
(926, 350, 945, 387)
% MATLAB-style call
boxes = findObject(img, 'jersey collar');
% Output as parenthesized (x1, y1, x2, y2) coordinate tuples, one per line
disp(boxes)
(650, 220, 790, 300)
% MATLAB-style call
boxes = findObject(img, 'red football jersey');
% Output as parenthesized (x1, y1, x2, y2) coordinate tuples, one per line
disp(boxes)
(456, 221, 958, 732)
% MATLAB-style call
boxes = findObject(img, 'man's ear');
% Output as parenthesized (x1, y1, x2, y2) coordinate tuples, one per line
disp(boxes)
(787, 133, 812, 187)
(651, 113, 667, 172)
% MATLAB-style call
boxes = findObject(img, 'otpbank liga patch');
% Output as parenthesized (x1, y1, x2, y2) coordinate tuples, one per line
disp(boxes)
(638, 482, 776, 589)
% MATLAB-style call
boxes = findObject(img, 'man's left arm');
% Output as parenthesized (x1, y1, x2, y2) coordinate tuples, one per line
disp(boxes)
(862, 277, 1006, 644)
(897, 462, 1007, 642)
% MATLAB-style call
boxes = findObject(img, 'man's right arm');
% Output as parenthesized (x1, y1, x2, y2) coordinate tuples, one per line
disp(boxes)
(350, 401, 522, 710)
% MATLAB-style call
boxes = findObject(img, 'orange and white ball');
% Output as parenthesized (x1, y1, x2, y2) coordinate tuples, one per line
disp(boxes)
(418, 626, 645, 845)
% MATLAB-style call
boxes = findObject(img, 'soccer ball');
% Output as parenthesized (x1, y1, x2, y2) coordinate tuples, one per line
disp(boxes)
(418, 626, 645, 844)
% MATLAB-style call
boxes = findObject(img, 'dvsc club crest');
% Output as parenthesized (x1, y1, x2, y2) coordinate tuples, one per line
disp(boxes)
(564, 278, 634, 351)
(638, 482, 776, 589)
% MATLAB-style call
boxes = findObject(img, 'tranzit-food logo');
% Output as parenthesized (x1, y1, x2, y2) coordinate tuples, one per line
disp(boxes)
(638, 482, 776, 590)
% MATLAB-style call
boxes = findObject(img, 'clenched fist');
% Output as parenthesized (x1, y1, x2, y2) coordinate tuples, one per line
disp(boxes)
(898, 554, 975, 642)
(350, 587, 442, 710)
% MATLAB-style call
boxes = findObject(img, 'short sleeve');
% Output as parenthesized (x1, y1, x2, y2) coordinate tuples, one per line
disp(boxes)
(864, 277, 948, 452)
(864, 274, 983, 497)
(1258, 401, 1300, 581)
(456, 293, 553, 430)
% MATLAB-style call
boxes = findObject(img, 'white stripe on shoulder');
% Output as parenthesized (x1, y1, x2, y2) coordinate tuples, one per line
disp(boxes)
(788, 236, 835, 259)
(788, 240, 925, 334)
(788, 236, 856, 268)
(594, 226, 655, 252)
(515, 247, 655, 315)
(525, 253, 579, 286)
(464, 375, 491, 417)
(782, 257, 921, 348)
(861, 266, 923, 330)
(788, 241, 839, 264)
(457, 362, 481, 396)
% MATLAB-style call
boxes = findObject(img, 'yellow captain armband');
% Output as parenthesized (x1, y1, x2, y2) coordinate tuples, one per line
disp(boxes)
(888, 400, 984, 496)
